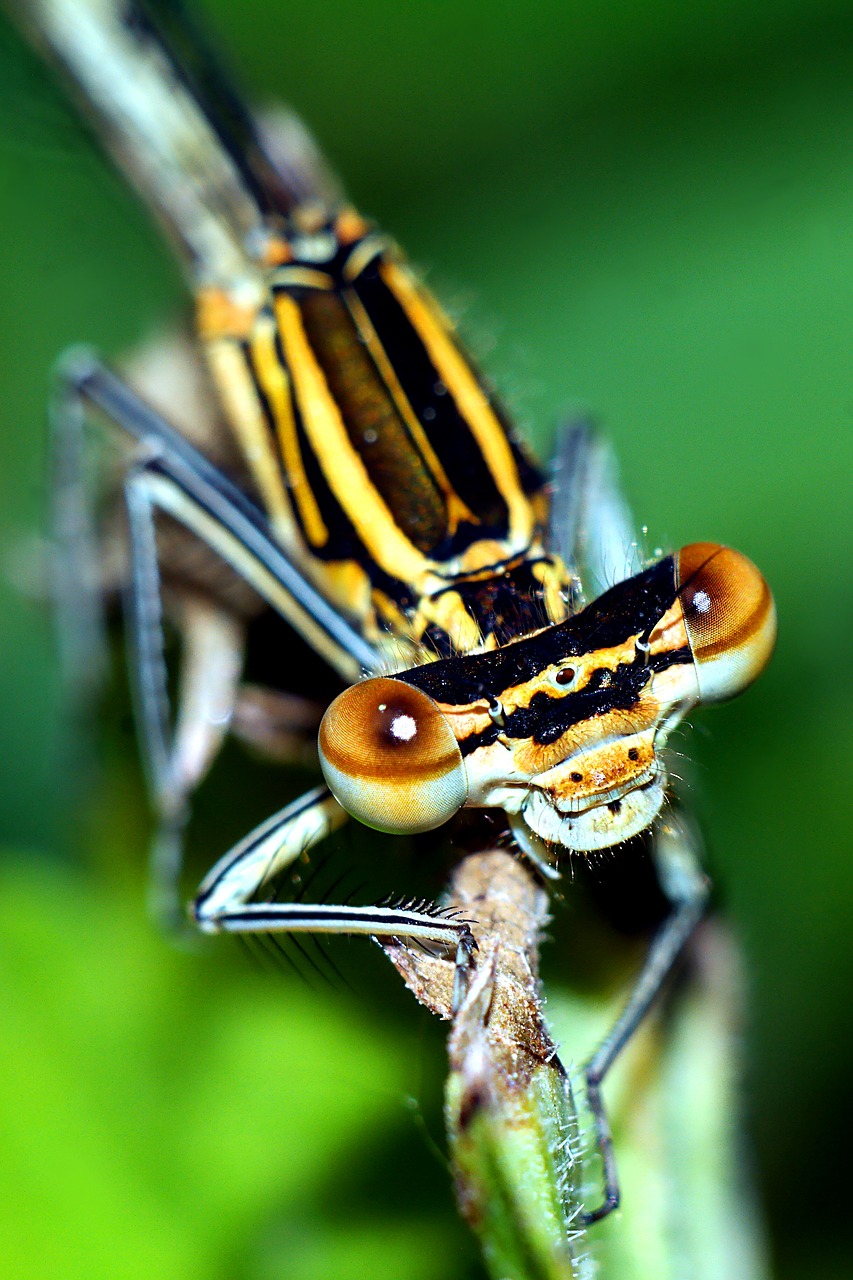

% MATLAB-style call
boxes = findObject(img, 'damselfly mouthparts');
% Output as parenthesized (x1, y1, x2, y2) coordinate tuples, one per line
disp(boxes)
(17, 0, 776, 1229)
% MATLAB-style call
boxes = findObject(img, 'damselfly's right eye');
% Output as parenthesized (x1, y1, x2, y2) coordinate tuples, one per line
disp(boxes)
(678, 543, 776, 703)
(318, 677, 468, 834)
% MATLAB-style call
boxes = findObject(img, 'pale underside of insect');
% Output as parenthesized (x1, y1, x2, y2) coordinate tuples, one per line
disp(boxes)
(16, 0, 776, 1229)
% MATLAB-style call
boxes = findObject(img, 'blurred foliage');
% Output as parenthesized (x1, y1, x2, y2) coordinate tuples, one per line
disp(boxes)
(0, 1, 851, 1277)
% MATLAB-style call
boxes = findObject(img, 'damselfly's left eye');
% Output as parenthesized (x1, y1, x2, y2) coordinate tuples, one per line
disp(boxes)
(318, 677, 468, 834)
(677, 542, 776, 703)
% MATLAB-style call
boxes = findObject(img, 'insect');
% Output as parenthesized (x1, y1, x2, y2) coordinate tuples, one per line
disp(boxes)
(19, 0, 775, 1226)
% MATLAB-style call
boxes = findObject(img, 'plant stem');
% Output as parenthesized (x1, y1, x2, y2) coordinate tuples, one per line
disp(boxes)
(383, 849, 770, 1280)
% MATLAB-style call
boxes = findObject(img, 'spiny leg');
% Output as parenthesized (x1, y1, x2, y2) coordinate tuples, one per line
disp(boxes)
(57, 353, 378, 924)
(123, 462, 248, 926)
(581, 811, 710, 1225)
(194, 786, 478, 1013)
(51, 358, 248, 926)
(194, 785, 345, 918)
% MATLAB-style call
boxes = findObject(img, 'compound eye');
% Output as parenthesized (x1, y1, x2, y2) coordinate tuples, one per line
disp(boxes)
(677, 543, 776, 703)
(318, 677, 468, 834)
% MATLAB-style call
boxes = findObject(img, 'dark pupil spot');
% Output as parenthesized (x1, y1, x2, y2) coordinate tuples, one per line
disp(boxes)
(555, 667, 575, 685)
(608, 800, 622, 815)
(376, 701, 417, 748)
(570, 771, 583, 783)
(628, 747, 639, 761)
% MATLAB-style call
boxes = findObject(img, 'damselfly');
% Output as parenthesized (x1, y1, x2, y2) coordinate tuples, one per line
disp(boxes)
(15, 0, 775, 1231)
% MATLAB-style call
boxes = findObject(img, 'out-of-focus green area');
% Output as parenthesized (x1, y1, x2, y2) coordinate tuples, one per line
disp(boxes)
(0, 2, 851, 1277)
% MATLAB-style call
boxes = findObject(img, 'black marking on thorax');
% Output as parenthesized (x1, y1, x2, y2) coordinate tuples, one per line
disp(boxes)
(256, 223, 554, 644)
(350, 252, 541, 531)
(274, 227, 544, 555)
(434, 558, 557, 645)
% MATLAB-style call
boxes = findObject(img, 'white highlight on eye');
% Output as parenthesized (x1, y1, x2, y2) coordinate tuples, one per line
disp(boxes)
(691, 589, 712, 613)
(391, 714, 417, 741)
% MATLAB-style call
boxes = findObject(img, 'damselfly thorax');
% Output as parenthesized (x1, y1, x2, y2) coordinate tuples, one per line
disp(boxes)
(195, 204, 564, 664)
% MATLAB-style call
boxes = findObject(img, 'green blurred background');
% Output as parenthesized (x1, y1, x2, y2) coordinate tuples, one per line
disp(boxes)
(0, 2, 851, 1277)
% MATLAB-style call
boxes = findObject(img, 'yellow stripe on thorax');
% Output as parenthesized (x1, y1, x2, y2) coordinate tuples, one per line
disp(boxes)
(271, 266, 335, 291)
(380, 260, 534, 547)
(342, 286, 475, 534)
(249, 311, 328, 549)
(204, 337, 300, 550)
(419, 589, 483, 654)
(273, 292, 432, 587)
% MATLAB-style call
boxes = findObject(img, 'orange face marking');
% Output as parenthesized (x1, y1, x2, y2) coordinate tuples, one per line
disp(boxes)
(543, 735, 656, 805)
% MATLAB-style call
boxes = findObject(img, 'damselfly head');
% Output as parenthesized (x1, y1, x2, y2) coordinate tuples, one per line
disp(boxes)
(319, 544, 775, 856)
(516, 542, 775, 851)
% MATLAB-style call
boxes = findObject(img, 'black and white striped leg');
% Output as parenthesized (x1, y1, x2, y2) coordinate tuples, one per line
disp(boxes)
(194, 785, 478, 1012)
(53, 356, 248, 928)
(581, 812, 710, 1225)
(56, 351, 378, 926)
(123, 461, 247, 927)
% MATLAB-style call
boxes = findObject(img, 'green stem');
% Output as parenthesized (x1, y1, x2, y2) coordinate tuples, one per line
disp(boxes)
(383, 850, 770, 1280)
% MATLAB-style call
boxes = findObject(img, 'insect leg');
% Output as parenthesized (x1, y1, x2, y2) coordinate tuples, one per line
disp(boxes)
(62, 351, 380, 681)
(57, 352, 378, 922)
(123, 461, 249, 926)
(581, 812, 709, 1224)
(120, 440, 378, 924)
(194, 786, 478, 1013)
(64, 350, 379, 675)
(506, 813, 562, 881)
(50, 351, 113, 700)
(549, 421, 643, 601)
(193, 785, 346, 920)
(51, 359, 248, 925)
